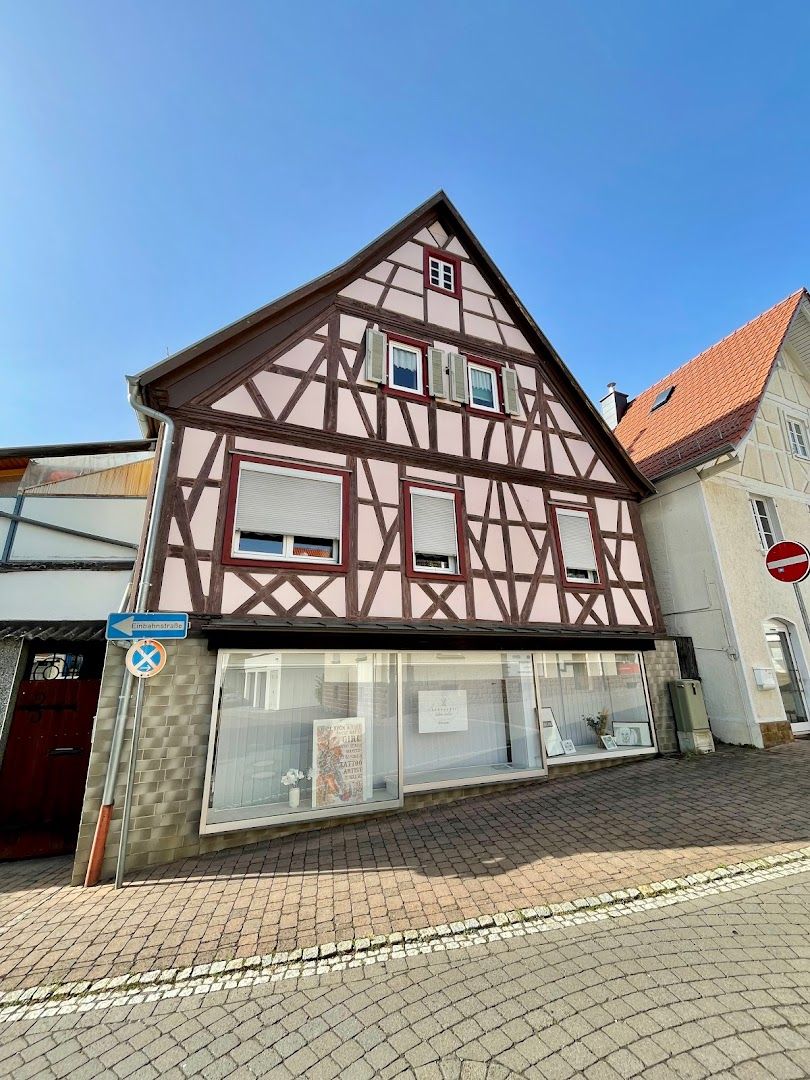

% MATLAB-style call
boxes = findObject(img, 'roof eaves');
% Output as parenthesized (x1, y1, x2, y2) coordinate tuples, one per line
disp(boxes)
(133, 191, 451, 388)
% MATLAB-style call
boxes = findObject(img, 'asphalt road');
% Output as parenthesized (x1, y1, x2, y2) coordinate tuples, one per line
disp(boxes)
(2, 867, 810, 1079)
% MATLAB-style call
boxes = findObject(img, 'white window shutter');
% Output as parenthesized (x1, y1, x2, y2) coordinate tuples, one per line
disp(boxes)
(556, 510, 598, 572)
(411, 492, 458, 557)
(427, 348, 446, 398)
(501, 368, 521, 417)
(236, 467, 343, 538)
(365, 328, 387, 383)
(448, 353, 468, 403)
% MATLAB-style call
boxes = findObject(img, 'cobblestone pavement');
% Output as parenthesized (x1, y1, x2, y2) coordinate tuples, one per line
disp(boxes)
(1, 743, 809, 995)
(3, 865, 810, 1079)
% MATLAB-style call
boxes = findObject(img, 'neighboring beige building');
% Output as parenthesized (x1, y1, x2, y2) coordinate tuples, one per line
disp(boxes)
(608, 289, 810, 748)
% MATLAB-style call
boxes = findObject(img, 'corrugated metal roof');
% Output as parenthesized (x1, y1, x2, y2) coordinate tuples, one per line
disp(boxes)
(0, 621, 106, 642)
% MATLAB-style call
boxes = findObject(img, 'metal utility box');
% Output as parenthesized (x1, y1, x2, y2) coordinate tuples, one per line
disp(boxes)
(668, 679, 715, 753)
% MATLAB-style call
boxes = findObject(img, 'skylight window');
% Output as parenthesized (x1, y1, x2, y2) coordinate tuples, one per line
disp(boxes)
(650, 386, 675, 412)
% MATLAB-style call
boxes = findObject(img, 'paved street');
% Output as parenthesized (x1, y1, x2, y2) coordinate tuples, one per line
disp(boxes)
(3, 860, 810, 1078)
(2, 742, 810, 995)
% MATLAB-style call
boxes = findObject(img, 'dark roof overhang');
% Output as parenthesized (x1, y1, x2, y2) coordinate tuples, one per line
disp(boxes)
(197, 615, 659, 653)
(0, 438, 155, 466)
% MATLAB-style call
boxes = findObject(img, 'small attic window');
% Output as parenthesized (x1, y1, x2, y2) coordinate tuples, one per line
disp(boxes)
(650, 386, 675, 412)
(423, 247, 462, 298)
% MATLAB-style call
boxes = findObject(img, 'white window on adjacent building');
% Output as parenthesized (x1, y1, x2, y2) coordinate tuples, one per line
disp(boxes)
(750, 496, 780, 550)
(232, 461, 344, 564)
(409, 486, 460, 575)
(554, 507, 600, 585)
(786, 417, 809, 459)
(428, 255, 455, 294)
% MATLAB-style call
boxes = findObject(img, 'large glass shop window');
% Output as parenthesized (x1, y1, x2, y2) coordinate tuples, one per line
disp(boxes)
(400, 652, 543, 787)
(205, 651, 400, 828)
(535, 651, 653, 757)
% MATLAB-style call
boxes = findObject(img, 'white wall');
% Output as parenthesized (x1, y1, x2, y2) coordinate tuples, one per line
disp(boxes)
(9, 496, 144, 561)
(640, 472, 758, 745)
(0, 569, 134, 621)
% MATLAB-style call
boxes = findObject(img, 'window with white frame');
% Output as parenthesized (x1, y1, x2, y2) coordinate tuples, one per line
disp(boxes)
(467, 361, 499, 412)
(786, 416, 809, 459)
(232, 461, 344, 564)
(428, 255, 455, 293)
(554, 507, 600, 584)
(388, 341, 423, 394)
(409, 487, 460, 574)
(750, 496, 780, 550)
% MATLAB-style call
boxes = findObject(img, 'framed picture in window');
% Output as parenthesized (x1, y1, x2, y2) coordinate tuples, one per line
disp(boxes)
(613, 722, 653, 748)
(540, 707, 565, 756)
(600, 734, 618, 750)
(561, 739, 577, 755)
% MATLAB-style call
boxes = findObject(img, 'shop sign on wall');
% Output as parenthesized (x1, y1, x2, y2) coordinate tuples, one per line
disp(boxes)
(312, 717, 370, 808)
(418, 689, 468, 733)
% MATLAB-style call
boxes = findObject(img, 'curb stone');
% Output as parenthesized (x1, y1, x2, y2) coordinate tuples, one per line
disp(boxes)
(2, 844, 809, 1017)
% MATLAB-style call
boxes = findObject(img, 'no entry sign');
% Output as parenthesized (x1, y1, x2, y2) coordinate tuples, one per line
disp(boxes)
(765, 540, 810, 584)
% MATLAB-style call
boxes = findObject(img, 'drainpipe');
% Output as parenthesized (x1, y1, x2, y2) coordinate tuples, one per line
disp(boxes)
(83, 379, 174, 886)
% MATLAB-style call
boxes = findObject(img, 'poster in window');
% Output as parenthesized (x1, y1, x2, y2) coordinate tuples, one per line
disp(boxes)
(418, 689, 468, 733)
(540, 707, 565, 756)
(311, 717, 370, 808)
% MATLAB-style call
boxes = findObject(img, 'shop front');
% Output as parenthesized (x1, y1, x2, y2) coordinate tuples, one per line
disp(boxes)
(201, 647, 657, 834)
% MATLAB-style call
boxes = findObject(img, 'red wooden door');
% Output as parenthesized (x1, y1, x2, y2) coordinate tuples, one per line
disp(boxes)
(0, 676, 100, 859)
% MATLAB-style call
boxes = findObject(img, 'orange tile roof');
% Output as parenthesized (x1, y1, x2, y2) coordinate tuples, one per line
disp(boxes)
(614, 289, 806, 481)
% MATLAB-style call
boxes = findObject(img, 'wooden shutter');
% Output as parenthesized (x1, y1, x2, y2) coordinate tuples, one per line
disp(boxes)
(448, 353, 468, 403)
(365, 329, 387, 383)
(236, 466, 343, 539)
(555, 509, 598, 574)
(501, 368, 521, 416)
(411, 491, 458, 557)
(427, 348, 446, 398)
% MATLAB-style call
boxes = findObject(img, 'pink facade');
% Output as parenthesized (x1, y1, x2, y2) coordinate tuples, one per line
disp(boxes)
(140, 199, 662, 640)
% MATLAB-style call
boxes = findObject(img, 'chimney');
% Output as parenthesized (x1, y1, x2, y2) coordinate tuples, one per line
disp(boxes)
(600, 382, 628, 430)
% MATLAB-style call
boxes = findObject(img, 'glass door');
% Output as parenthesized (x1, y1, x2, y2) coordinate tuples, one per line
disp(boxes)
(765, 628, 809, 734)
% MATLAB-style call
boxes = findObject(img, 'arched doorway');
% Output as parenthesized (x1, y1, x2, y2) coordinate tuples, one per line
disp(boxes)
(764, 621, 809, 737)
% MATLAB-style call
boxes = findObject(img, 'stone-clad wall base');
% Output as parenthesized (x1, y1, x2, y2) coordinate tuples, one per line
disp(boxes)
(760, 721, 793, 748)
(0, 639, 24, 752)
(72, 637, 681, 884)
(642, 640, 681, 754)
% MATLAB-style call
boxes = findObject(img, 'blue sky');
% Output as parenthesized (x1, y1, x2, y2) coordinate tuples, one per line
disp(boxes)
(1, 1, 809, 445)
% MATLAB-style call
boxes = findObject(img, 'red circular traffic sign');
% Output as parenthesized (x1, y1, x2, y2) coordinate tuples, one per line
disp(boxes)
(765, 540, 810, 584)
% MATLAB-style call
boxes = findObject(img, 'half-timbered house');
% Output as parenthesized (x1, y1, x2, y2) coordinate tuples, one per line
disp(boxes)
(75, 193, 679, 880)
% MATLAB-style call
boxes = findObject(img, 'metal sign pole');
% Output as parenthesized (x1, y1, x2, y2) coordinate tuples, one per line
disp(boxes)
(794, 583, 810, 643)
(115, 675, 146, 890)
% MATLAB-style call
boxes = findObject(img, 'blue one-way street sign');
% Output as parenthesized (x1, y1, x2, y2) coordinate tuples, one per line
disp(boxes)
(106, 612, 189, 641)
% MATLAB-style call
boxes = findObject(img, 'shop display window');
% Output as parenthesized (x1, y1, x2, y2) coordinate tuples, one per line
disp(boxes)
(203, 650, 400, 830)
(202, 648, 656, 833)
(535, 651, 653, 757)
(400, 651, 543, 788)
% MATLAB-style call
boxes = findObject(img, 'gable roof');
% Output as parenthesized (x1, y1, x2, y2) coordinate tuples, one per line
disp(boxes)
(131, 191, 653, 495)
(614, 288, 807, 481)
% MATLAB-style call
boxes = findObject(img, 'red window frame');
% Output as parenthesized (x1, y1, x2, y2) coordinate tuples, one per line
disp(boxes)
(550, 503, 605, 592)
(222, 454, 350, 573)
(402, 480, 467, 582)
(385, 332, 431, 403)
(423, 246, 462, 299)
(465, 354, 505, 420)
